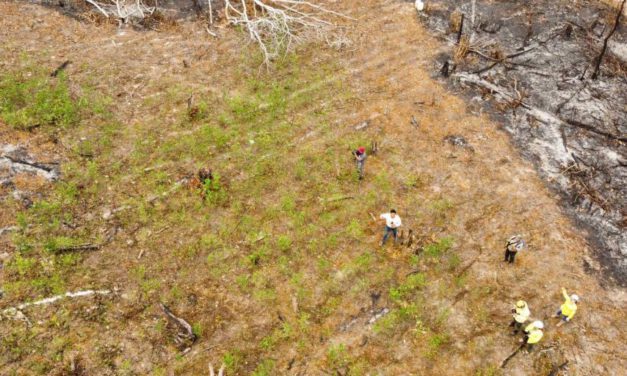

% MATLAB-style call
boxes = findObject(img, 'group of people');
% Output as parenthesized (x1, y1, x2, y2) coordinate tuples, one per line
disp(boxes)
(510, 288, 580, 351)
(502, 237, 581, 350)
(356, 146, 581, 354)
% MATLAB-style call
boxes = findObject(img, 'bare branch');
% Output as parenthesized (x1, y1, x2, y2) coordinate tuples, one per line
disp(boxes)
(223, 0, 351, 65)
(1, 289, 112, 320)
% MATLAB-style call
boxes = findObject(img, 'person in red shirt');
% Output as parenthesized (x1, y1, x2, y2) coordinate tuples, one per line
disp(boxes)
(353, 146, 367, 180)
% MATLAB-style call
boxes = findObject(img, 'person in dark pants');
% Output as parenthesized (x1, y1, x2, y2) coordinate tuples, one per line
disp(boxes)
(379, 209, 402, 246)
(520, 321, 543, 352)
(504, 235, 525, 264)
(353, 146, 367, 180)
(509, 300, 530, 335)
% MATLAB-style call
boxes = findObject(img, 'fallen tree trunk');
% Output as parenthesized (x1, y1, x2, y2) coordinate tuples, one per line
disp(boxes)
(453, 72, 608, 157)
(461, 72, 624, 142)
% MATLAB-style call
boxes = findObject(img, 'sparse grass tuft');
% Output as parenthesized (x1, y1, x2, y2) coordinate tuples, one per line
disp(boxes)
(425, 332, 450, 359)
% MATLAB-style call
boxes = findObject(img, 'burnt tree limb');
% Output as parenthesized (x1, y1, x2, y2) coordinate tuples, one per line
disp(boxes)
(160, 303, 197, 347)
(454, 73, 626, 144)
(54, 244, 100, 253)
(51, 60, 71, 77)
(591, 0, 626, 79)
(564, 119, 627, 143)
(456, 13, 465, 44)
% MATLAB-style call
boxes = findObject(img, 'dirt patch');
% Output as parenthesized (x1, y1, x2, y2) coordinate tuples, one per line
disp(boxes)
(418, 0, 627, 286)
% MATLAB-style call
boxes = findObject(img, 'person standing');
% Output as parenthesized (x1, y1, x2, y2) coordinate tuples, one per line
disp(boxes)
(520, 321, 544, 352)
(353, 146, 367, 180)
(504, 235, 525, 264)
(509, 300, 531, 335)
(555, 287, 579, 327)
(380, 209, 402, 246)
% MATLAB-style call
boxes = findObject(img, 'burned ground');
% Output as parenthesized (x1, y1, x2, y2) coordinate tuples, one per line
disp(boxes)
(418, 0, 627, 286)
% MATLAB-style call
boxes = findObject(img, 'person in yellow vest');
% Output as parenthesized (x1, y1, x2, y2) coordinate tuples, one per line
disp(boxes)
(555, 287, 579, 327)
(520, 320, 544, 351)
(509, 300, 530, 334)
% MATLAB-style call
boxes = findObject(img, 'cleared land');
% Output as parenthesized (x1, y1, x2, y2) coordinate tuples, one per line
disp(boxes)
(0, 1, 625, 375)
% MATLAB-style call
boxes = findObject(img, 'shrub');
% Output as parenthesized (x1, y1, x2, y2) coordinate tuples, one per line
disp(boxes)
(277, 235, 292, 251)
(0, 71, 83, 130)
(223, 351, 243, 373)
(424, 237, 454, 258)
(426, 332, 450, 359)
(389, 273, 427, 302)
(202, 173, 227, 205)
(326, 343, 350, 370)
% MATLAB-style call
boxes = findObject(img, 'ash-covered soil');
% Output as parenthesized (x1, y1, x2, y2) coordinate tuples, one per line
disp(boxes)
(418, 0, 627, 285)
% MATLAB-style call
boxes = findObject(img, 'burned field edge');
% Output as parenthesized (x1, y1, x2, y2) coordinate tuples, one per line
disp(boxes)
(417, 0, 627, 286)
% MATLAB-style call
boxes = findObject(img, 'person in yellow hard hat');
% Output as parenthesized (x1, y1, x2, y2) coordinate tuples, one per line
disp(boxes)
(555, 287, 579, 327)
(520, 320, 544, 351)
(509, 300, 530, 335)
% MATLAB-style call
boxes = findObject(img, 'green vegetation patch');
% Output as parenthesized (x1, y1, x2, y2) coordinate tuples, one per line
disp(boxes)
(0, 70, 84, 130)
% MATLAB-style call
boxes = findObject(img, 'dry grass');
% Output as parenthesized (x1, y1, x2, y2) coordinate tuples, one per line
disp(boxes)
(454, 35, 471, 62)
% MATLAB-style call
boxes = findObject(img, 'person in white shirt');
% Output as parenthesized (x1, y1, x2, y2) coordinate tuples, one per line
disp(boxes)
(380, 209, 402, 246)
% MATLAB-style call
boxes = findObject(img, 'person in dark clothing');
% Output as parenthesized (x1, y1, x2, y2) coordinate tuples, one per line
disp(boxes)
(353, 146, 367, 180)
(504, 235, 525, 264)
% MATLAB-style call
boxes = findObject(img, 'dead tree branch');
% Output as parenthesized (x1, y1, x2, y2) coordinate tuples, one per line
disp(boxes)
(1, 289, 112, 320)
(85, 0, 157, 22)
(500, 342, 526, 368)
(0, 226, 18, 237)
(591, 0, 626, 79)
(565, 118, 627, 142)
(454, 72, 624, 150)
(54, 243, 101, 253)
(223, 0, 353, 65)
(160, 303, 197, 346)
(51, 60, 72, 77)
